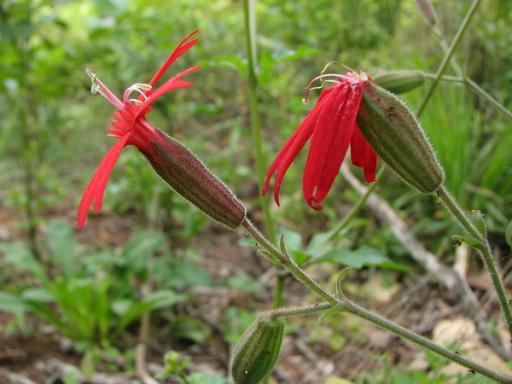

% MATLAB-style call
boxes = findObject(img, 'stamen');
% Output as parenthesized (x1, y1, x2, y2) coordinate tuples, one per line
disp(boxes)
(303, 73, 347, 103)
(123, 83, 152, 105)
(86, 68, 99, 94)
(84, 68, 123, 109)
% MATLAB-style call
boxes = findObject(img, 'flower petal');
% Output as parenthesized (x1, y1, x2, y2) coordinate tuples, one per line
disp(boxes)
(263, 88, 334, 205)
(303, 81, 364, 208)
(351, 126, 377, 182)
(77, 133, 130, 229)
(149, 29, 200, 86)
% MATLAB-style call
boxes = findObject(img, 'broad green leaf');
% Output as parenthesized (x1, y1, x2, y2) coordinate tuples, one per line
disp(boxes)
(312, 246, 408, 271)
(47, 221, 76, 277)
(0, 291, 28, 315)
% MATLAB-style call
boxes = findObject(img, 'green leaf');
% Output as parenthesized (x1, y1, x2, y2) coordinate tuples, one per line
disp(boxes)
(506, 220, 512, 248)
(47, 221, 76, 277)
(1, 241, 47, 282)
(115, 290, 184, 334)
(22, 288, 54, 303)
(312, 246, 406, 270)
(201, 55, 247, 76)
(225, 275, 262, 294)
(318, 304, 344, 323)
(169, 316, 212, 344)
(186, 372, 227, 384)
(0, 291, 28, 315)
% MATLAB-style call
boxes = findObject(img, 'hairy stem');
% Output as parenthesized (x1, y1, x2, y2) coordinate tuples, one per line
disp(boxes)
(268, 302, 333, 319)
(243, 0, 280, 307)
(438, 185, 512, 338)
(243, 217, 512, 383)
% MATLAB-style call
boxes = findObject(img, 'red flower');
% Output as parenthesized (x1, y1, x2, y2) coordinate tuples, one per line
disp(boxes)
(77, 30, 200, 228)
(262, 71, 377, 210)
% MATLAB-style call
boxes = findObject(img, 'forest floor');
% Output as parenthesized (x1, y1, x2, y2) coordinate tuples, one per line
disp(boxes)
(1, 202, 511, 384)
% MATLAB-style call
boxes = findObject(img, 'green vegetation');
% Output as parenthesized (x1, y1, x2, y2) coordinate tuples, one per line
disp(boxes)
(1, 0, 511, 383)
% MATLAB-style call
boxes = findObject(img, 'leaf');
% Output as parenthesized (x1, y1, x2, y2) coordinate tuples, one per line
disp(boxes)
(506, 220, 512, 248)
(312, 246, 407, 271)
(144, 290, 185, 310)
(201, 55, 247, 76)
(318, 304, 344, 323)
(169, 316, 212, 344)
(305, 231, 332, 258)
(0, 292, 28, 315)
(1, 241, 47, 282)
(21, 288, 54, 303)
(186, 372, 227, 384)
(115, 290, 184, 334)
(47, 221, 76, 277)
(277, 227, 308, 264)
(225, 275, 262, 294)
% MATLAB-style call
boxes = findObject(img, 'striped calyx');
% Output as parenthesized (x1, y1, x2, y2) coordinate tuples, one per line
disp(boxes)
(147, 129, 246, 229)
(230, 315, 285, 384)
(357, 82, 444, 193)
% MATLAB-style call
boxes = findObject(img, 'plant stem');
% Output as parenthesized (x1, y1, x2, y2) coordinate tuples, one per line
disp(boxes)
(438, 185, 512, 337)
(243, 0, 281, 307)
(243, 218, 337, 305)
(343, 298, 512, 383)
(416, 0, 482, 117)
(268, 302, 333, 319)
(242, 0, 275, 244)
(329, 167, 385, 241)
(243, 217, 512, 383)
(420, 73, 512, 120)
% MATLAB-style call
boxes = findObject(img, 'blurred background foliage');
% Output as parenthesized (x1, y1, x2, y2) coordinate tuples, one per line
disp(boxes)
(1, 0, 511, 383)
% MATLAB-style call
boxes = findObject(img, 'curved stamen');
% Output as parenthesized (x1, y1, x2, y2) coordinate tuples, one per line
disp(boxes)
(303, 74, 346, 103)
(123, 83, 152, 105)
(303, 70, 369, 103)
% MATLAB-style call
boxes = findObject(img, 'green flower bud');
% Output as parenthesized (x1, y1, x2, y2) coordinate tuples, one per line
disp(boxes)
(373, 70, 425, 94)
(231, 315, 285, 384)
(357, 82, 444, 193)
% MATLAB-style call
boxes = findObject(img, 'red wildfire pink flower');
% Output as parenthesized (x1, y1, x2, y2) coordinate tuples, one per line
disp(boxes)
(262, 71, 377, 210)
(77, 30, 200, 229)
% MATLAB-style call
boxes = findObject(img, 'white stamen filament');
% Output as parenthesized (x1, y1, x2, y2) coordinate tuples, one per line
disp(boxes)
(123, 83, 152, 105)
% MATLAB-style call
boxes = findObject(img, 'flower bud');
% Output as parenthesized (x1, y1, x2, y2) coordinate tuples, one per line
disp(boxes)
(146, 129, 246, 228)
(416, 0, 438, 26)
(357, 82, 444, 193)
(373, 70, 425, 94)
(231, 315, 284, 384)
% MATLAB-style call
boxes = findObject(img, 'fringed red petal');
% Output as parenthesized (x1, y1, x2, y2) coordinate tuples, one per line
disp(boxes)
(262, 88, 334, 205)
(77, 133, 130, 229)
(149, 29, 200, 86)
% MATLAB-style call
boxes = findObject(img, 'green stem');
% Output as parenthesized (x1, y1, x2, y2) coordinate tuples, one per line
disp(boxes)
(438, 185, 512, 337)
(243, 217, 512, 383)
(416, 0, 482, 117)
(243, 0, 281, 307)
(421, 73, 512, 120)
(329, 167, 385, 242)
(243, 218, 337, 305)
(343, 298, 512, 383)
(267, 302, 333, 319)
(242, 0, 275, 243)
